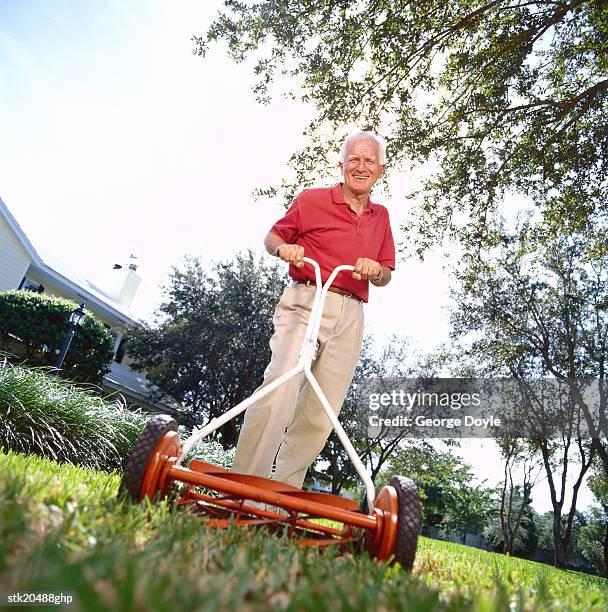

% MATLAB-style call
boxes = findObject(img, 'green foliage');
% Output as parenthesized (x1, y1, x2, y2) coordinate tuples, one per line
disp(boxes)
(0, 290, 114, 384)
(0, 363, 147, 471)
(450, 226, 606, 566)
(178, 425, 235, 468)
(537, 511, 558, 550)
(450, 228, 608, 380)
(491, 438, 542, 556)
(198, 1, 608, 254)
(485, 493, 540, 557)
(441, 484, 495, 544)
(578, 511, 606, 577)
(2, 450, 607, 610)
(583, 459, 608, 575)
(125, 251, 288, 447)
(589, 459, 608, 508)
(379, 444, 492, 533)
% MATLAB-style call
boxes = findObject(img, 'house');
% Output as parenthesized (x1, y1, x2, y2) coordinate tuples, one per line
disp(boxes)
(0, 196, 178, 416)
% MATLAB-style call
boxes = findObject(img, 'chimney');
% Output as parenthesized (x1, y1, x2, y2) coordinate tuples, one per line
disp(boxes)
(109, 255, 141, 307)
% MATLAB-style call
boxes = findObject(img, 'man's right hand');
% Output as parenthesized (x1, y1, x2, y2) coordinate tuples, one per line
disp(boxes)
(277, 244, 305, 268)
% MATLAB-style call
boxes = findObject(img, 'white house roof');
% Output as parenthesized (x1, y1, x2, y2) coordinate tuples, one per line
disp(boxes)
(0, 196, 181, 415)
(0, 196, 137, 326)
(104, 362, 180, 416)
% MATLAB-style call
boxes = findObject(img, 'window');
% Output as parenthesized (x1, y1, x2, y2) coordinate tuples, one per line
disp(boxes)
(18, 278, 44, 293)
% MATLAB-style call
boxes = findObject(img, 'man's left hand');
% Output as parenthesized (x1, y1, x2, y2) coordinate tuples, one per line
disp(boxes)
(352, 258, 382, 281)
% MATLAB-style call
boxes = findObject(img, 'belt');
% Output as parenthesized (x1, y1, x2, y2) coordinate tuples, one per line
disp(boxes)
(294, 280, 363, 303)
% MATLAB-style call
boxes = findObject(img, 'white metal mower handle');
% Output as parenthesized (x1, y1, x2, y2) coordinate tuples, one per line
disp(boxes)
(177, 256, 376, 509)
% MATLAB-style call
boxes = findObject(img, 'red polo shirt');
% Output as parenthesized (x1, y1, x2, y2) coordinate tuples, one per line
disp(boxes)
(270, 184, 395, 302)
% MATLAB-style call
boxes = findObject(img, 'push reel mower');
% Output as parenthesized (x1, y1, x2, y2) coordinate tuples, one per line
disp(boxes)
(120, 258, 421, 569)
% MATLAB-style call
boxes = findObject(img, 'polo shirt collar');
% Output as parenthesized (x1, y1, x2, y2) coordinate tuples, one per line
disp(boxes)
(332, 183, 375, 212)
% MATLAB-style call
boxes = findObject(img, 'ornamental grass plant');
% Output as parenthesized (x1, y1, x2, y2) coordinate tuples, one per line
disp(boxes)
(0, 362, 147, 471)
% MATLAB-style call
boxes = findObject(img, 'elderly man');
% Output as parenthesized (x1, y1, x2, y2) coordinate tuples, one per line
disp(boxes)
(232, 131, 395, 489)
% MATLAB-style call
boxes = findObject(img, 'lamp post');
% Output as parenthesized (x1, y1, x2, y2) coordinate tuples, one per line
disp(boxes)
(54, 302, 86, 372)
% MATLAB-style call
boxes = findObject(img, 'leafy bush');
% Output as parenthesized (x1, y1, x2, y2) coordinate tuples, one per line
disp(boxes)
(578, 513, 608, 577)
(178, 425, 235, 467)
(0, 290, 114, 384)
(0, 363, 147, 471)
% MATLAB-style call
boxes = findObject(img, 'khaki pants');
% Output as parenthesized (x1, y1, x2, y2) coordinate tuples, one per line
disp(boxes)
(232, 283, 364, 488)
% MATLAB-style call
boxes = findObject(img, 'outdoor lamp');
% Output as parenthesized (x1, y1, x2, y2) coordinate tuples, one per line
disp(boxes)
(54, 302, 86, 372)
(69, 303, 86, 327)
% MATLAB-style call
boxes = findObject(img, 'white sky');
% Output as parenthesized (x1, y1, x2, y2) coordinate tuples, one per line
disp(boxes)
(0, 0, 593, 513)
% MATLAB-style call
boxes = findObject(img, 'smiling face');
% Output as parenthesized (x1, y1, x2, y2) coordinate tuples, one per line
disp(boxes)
(339, 138, 385, 198)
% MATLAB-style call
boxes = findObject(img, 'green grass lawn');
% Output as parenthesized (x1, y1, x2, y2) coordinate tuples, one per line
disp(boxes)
(0, 450, 606, 611)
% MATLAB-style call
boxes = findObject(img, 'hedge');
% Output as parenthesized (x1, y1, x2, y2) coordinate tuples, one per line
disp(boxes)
(0, 290, 114, 384)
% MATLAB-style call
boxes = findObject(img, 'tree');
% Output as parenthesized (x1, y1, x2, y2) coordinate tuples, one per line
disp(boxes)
(578, 507, 607, 576)
(379, 444, 488, 531)
(536, 511, 556, 550)
(585, 458, 608, 573)
(485, 487, 540, 557)
(442, 480, 495, 545)
(538, 508, 590, 565)
(0, 290, 114, 384)
(450, 227, 605, 566)
(197, 1, 608, 253)
(125, 251, 288, 446)
(496, 438, 543, 555)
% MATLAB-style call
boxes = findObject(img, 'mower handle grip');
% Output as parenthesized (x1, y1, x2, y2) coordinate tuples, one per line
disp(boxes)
(301, 256, 355, 276)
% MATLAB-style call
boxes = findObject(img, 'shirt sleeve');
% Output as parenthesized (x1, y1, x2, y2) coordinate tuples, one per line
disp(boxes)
(270, 195, 301, 244)
(377, 210, 396, 270)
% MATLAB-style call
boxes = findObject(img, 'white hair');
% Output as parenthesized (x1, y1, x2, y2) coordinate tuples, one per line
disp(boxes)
(339, 131, 386, 165)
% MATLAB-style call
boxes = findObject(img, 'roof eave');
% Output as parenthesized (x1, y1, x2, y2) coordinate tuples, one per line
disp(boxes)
(29, 263, 136, 326)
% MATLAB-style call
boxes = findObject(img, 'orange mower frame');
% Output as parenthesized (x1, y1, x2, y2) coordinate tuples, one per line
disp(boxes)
(119, 258, 421, 569)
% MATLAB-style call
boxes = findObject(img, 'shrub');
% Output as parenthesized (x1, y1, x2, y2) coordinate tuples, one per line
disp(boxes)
(178, 425, 235, 467)
(0, 290, 114, 384)
(0, 363, 147, 471)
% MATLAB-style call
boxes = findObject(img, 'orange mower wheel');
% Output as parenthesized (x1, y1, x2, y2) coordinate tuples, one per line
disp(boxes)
(389, 475, 421, 570)
(119, 415, 179, 502)
(366, 475, 421, 570)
